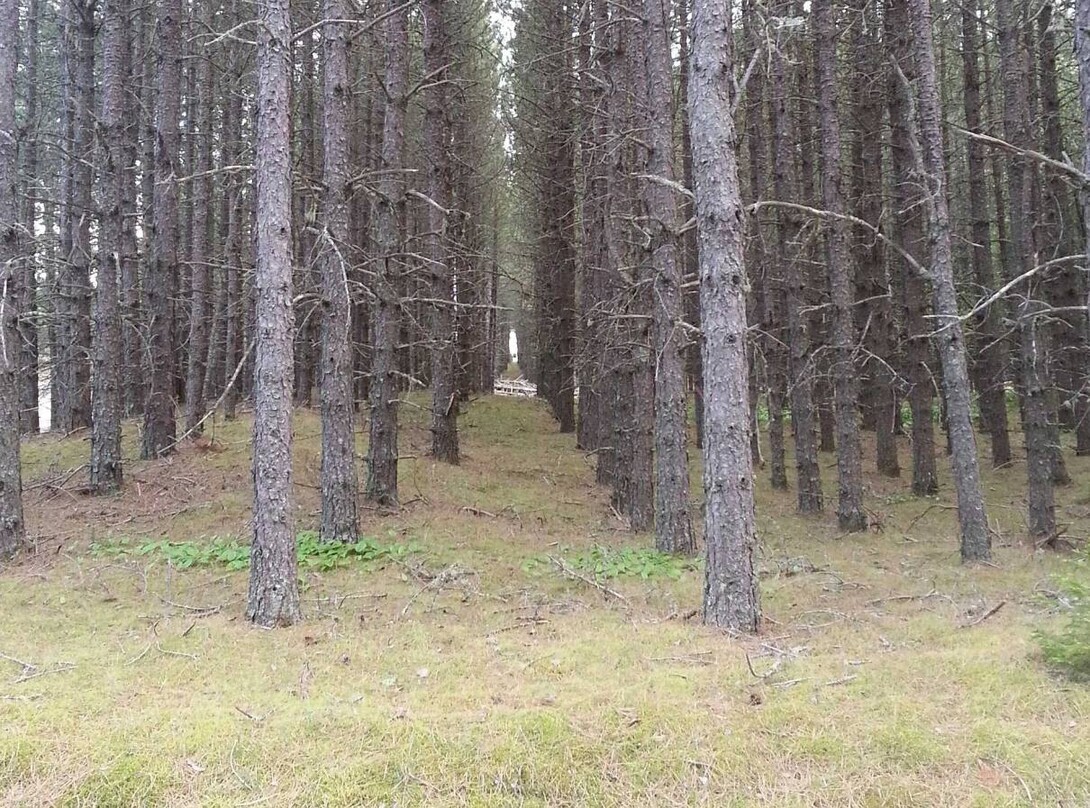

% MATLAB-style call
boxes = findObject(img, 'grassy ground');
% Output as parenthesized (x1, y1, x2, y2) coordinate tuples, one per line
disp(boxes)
(1, 395, 1088, 807)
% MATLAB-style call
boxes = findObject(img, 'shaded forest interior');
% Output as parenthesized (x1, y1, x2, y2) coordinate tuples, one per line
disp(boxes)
(1, 0, 1090, 801)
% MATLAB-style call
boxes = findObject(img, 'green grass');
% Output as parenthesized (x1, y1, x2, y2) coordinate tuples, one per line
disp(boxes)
(2, 396, 1089, 806)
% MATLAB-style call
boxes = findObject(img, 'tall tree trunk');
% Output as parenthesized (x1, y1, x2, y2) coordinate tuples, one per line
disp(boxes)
(908, 0, 992, 561)
(642, 0, 694, 554)
(366, 1, 410, 507)
(962, 0, 1012, 469)
(317, 0, 360, 542)
(17, 0, 40, 435)
(770, 0, 823, 512)
(91, 0, 127, 493)
(142, 0, 181, 458)
(996, 0, 1056, 541)
(424, 0, 460, 464)
(887, 0, 939, 496)
(184, 3, 214, 435)
(248, 0, 301, 627)
(0, 0, 26, 556)
(689, 0, 760, 633)
(814, 0, 867, 532)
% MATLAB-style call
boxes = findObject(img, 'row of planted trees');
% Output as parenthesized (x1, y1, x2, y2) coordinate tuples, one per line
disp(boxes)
(4, 0, 1090, 630)
(0, 0, 511, 624)
(512, 0, 1090, 629)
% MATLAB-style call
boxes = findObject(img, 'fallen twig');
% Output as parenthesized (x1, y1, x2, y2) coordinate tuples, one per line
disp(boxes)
(867, 589, 939, 606)
(960, 600, 1006, 628)
(15, 662, 76, 684)
(547, 555, 628, 604)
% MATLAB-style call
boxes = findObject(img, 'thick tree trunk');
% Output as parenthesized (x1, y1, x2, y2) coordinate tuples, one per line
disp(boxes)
(770, 0, 823, 513)
(0, 0, 26, 556)
(91, 0, 128, 494)
(424, 0, 460, 465)
(908, 0, 992, 561)
(814, 0, 867, 533)
(366, 1, 410, 507)
(689, 0, 760, 633)
(248, 0, 301, 627)
(642, 0, 694, 554)
(142, 0, 181, 458)
(317, 0, 360, 542)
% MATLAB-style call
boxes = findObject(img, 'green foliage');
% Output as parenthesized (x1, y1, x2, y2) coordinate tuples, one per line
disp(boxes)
(90, 532, 416, 572)
(525, 545, 700, 580)
(1036, 550, 1090, 681)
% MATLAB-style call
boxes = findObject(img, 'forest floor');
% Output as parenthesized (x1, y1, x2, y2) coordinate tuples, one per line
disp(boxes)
(1, 394, 1088, 807)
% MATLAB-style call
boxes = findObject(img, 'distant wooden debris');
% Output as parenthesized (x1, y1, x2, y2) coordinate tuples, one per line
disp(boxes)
(493, 378, 537, 398)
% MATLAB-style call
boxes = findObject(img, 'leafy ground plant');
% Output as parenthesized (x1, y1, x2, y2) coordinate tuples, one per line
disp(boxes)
(90, 532, 416, 572)
(525, 544, 700, 580)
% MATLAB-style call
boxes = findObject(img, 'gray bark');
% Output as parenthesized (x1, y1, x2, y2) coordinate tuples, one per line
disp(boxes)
(17, 0, 40, 435)
(91, 0, 127, 493)
(142, 0, 181, 458)
(770, 1, 823, 513)
(642, 0, 694, 555)
(689, 0, 760, 633)
(908, 0, 992, 561)
(814, 0, 867, 533)
(366, 1, 410, 507)
(424, 0, 460, 465)
(317, 0, 360, 542)
(248, 0, 302, 627)
(0, 0, 25, 557)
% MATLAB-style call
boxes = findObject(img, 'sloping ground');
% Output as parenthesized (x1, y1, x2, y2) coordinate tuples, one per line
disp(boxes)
(1, 396, 1088, 807)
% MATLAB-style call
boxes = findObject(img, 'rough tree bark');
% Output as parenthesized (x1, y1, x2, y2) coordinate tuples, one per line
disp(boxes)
(17, 0, 40, 435)
(91, 0, 127, 493)
(143, 0, 181, 458)
(908, 0, 992, 561)
(996, 0, 1057, 540)
(0, 0, 26, 556)
(770, 0, 823, 512)
(814, 0, 867, 532)
(642, 0, 694, 555)
(366, 0, 410, 507)
(184, 1, 215, 435)
(1078, 0, 1090, 409)
(248, 0, 302, 627)
(317, 0, 360, 542)
(961, 0, 1012, 469)
(424, 0, 460, 465)
(689, 0, 760, 632)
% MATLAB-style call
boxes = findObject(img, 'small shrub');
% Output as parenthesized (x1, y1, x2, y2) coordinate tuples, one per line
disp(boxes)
(1036, 549, 1090, 681)
(91, 533, 416, 572)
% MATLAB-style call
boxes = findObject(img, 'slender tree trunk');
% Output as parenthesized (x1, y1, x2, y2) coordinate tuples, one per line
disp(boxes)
(142, 0, 181, 458)
(690, 0, 760, 633)
(908, 0, 992, 561)
(642, 0, 694, 554)
(316, 0, 360, 542)
(1078, 0, 1090, 405)
(771, 0, 823, 512)
(248, 0, 301, 627)
(17, 0, 40, 435)
(996, 0, 1056, 541)
(91, 0, 127, 493)
(184, 4, 214, 435)
(366, 1, 410, 507)
(424, 0, 460, 465)
(962, 0, 1012, 469)
(887, 0, 939, 496)
(814, 0, 867, 532)
(0, 0, 26, 556)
